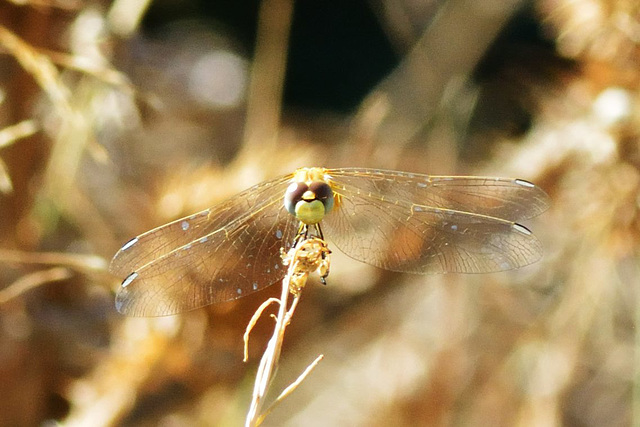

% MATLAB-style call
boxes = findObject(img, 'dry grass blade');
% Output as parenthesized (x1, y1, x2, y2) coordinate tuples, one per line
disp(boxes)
(0, 250, 108, 304)
(0, 267, 72, 304)
(0, 249, 108, 273)
(0, 157, 13, 193)
(0, 120, 39, 150)
(244, 297, 281, 362)
(107, 0, 153, 37)
(257, 354, 325, 425)
(0, 25, 72, 114)
(38, 48, 134, 92)
(0, 120, 40, 193)
(241, 0, 294, 152)
(5, 0, 81, 10)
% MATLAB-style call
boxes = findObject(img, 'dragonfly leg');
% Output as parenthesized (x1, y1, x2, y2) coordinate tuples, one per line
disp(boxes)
(291, 223, 307, 247)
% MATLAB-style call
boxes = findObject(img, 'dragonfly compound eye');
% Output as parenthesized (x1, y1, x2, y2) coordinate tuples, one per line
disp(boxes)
(284, 182, 309, 215)
(308, 182, 334, 214)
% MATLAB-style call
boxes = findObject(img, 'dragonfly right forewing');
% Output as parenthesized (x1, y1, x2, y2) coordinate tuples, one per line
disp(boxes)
(110, 174, 293, 277)
(111, 174, 299, 316)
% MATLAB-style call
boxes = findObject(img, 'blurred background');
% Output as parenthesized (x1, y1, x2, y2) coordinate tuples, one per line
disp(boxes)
(0, 0, 639, 425)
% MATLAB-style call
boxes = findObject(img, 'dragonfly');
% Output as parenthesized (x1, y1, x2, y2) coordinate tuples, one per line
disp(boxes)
(110, 167, 549, 316)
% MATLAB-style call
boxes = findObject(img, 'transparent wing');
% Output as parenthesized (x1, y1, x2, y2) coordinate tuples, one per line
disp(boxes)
(323, 170, 546, 273)
(111, 174, 299, 316)
(327, 168, 550, 222)
(110, 174, 293, 276)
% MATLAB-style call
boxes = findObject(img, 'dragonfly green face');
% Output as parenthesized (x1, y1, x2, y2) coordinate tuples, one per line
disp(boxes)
(110, 167, 550, 317)
(284, 179, 334, 225)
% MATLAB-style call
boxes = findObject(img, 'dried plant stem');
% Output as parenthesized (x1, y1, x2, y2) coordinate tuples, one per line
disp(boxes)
(245, 237, 329, 426)
(245, 271, 298, 426)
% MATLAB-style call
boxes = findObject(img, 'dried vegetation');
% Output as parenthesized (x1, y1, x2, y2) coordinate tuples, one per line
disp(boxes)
(0, 0, 639, 425)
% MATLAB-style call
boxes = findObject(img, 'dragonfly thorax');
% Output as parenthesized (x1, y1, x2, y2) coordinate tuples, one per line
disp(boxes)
(284, 181, 334, 225)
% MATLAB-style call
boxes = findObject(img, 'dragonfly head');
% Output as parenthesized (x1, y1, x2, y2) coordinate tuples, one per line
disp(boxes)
(284, 181, 334, 224)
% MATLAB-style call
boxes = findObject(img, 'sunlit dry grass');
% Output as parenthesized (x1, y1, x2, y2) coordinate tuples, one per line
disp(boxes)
(0, 0, 639, 426)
